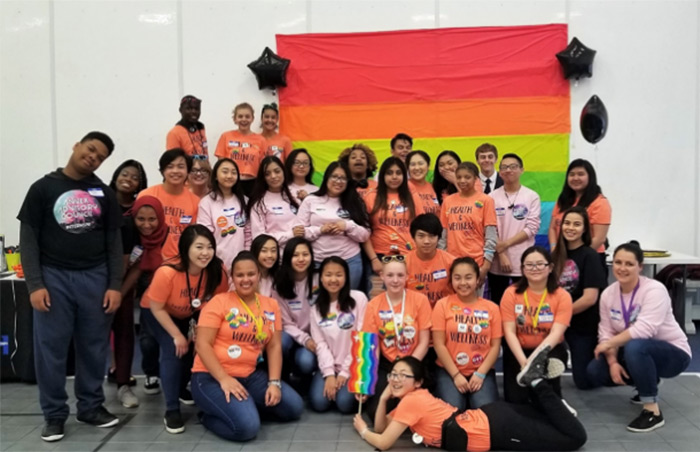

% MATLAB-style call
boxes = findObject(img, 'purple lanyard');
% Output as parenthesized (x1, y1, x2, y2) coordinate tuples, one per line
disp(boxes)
(619, 281, 640, 328)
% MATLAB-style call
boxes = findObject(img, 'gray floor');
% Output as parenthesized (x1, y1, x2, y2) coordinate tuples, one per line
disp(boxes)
(2, 374, 700, 452)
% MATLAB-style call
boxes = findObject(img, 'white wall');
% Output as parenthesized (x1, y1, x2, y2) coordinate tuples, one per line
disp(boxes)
(2, 0, 699, 255)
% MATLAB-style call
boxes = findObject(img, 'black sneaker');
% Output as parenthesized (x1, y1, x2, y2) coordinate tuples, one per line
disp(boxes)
(107, 369, 136, 387)
(40, 419, 65, 442)
(144, 376, 161, 395)
(76, 406, 119, 427)
(179, 388, 195, 406)
(627, 409, 665, 432)
(164, 409, 185, 434)
(517, 345, 552, 387)
(630, 393, 643, 405)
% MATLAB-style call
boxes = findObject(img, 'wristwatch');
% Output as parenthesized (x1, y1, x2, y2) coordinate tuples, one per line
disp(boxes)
(268, 379, 282, 388)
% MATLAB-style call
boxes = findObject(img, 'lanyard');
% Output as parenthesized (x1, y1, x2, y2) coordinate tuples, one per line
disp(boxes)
(185, 271, 205, 309)
(619, 281, 640, 328)
(239, 294, 267, 343)
(386, 290, 406, 343)
(523, 289, 548, 328)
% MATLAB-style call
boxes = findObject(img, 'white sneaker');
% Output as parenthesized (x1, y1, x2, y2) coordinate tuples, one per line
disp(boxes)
(118, 385, 139, 408)
(144, 376, 161, 395)
(561, 398, 578, 417)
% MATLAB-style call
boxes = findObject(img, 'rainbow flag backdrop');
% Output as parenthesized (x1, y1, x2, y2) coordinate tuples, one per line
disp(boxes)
(277, 24, 570, 245)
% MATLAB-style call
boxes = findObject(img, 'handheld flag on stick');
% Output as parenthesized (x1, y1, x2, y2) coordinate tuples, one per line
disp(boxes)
(348, 332, 379, 414)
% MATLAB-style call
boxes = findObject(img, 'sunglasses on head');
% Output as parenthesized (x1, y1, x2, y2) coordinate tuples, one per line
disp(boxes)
(381, 255, 405, 264)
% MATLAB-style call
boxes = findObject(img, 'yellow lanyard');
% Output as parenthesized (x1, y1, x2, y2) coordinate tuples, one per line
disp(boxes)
(239, 294, 267, 343)
(523, 289, 548, 328)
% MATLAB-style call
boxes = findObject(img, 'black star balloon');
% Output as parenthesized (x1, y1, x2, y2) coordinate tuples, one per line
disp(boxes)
(556, 37, 596, 80)
(247, 47, 291, 90)
(580, 95, 608, 144)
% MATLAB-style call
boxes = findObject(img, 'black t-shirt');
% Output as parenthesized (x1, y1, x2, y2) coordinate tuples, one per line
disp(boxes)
(558, 245, 607, 334)
(17, 169, 122, 270)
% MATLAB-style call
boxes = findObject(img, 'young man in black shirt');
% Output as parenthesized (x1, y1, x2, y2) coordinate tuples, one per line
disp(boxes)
(18, 131, 123, 442)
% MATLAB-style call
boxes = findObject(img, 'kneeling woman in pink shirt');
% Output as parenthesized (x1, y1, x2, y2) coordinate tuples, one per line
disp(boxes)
(309, 256, 368, 413)
(587, 241, 691, 433)
(294, 161, 371, 291)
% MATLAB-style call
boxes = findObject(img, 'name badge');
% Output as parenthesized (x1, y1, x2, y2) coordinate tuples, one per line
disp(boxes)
(271, 206, 284, 215)
(379, 310, 393, 320)
(223, 207, 237, 217)
(129, 245, 143, 264)
(538, 313, 554, 323)
(433, 269, 447, 280)
(610, 309, 622, 321)
(395, 205, 406, 213)
(288, 300, 302, 311)
(495, 207, 506, 217)
(180, 215, 192, 224)
(242, 143, 250, 148)
(87, 188, 104, 197)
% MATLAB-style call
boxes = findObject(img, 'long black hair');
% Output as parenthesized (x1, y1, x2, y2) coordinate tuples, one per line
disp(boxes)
(613, 240, 644, 265)
(274, 237, 315, 301)
(371, 157, 415, 219)
(209, 158, 247, 210)
(432, 150, 461, 204)
(250, 234, 280, 279)
(515, 246, 559, 294)
(393, 356, 429, 388)
(553, 206, 592, 280)
(246, 156, 299, 218)
(313, 161, 370, 228)
(168, 224, 223, 301)
(109, 159, 148, 199)
(284, 148, 315, 185)
(556, 159, 603, 211)
(315, 256, 356, 319)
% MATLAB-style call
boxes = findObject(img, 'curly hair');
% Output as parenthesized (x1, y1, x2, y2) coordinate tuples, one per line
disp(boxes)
(338, 143, 379, 178)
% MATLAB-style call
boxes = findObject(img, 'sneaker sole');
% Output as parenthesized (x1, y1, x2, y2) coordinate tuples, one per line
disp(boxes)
(41, 433, 65, 442)
(179, 398, 195, 406)
(144, 387, 161, 395)
(545, 358, 566, 380)
(516, 348, 550, 387)
(76, 417, 120, 428)
(630, 397, 644, 405)
(626, 419, 665, 433)
(164, 419, 186, 434)
(121, 400, 140, 408)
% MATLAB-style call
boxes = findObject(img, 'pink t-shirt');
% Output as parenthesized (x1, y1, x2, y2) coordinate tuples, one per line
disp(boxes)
(293, 195, 370, 261)
(249, 191, 298, 250)
(310, 290, 368, 377)
(489, 185, 541, 276)
(598, 276, 691, 357)
(197, 193, 251, 271)
(288, 182, 318, 205)
(272, 275, 319, 347)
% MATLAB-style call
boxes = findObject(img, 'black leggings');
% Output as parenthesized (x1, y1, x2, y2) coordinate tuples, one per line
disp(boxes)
(480, 381, 587, 451)
(502, 342, 567, 404)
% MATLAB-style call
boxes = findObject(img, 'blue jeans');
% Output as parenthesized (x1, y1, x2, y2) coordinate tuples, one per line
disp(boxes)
(435, 367, 499, 410)
(191, 370, 303, 441)
(586, 339, 691, 403)
(281, 331, 317, 375)
(308, 371, 357, 413)
(142, 308, 193, 411)
(565, 329, 597, 390)
(34, 265, 113, 420)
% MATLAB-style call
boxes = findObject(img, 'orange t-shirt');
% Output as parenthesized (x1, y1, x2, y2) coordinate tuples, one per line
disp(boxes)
(440, 192, 497, 265)
(166, 124, 208, 157)
(362, 290, 432, 362)
(356, 179, 378, 200)
(214, 130, 267, 179)
(550, 194, 612, 253)
(500, 286, 573, 350)
(432, 295, 503, 375)
(390, 388, 490, 451)
(408, 180, 440, 216)
(405, 249, 456, 308)
(364, 191, 425, 255)
(192, 293, 281, 378)
(264, 133, 293, 162)
(138, 185, 200, 260)
(141, 265, 229, 319)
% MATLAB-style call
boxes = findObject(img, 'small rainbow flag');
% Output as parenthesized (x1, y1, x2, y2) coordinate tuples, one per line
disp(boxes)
(348, 331, 379, 395)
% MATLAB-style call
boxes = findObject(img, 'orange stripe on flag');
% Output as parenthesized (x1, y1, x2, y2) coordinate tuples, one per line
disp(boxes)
(280, 97, 569, 141)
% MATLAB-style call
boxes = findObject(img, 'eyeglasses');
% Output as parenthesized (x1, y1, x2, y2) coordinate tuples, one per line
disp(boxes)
(523, 262, 549, 271)
(381, 255, 405, 264)
(329, 175, 348, 183)
(191, 169, 210, 175)
(192, 155, 208, 161)
(387, 372, 415, 382)
(499, 164, 521, 171)
(293, 160, 310, 168)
